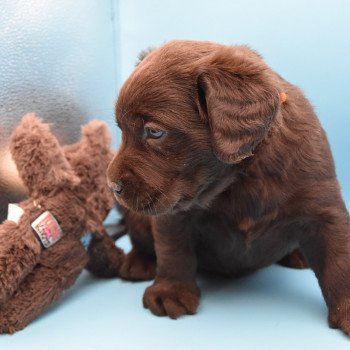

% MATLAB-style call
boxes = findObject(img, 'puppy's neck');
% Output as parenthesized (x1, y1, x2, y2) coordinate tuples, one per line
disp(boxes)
(194, 165, 237, 209)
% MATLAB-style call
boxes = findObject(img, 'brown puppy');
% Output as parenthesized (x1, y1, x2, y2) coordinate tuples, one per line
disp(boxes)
(107, 40, 350, 335)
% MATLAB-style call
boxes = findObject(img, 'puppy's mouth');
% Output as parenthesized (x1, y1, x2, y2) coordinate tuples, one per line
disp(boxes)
(112, 189, 162, 215)
(115, 189, 185, 216)
(114, 179, 221, 215)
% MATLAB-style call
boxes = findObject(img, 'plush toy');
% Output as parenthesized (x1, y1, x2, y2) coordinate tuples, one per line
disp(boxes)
(0, 114, 125, 333)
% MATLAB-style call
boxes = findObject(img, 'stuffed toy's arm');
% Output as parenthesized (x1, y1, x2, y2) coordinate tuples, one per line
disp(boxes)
(86, 229, 124, 278)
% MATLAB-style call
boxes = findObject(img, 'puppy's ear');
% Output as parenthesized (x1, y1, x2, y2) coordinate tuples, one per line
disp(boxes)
(136, 47, 155, 66)
(196, 46, 280, 164)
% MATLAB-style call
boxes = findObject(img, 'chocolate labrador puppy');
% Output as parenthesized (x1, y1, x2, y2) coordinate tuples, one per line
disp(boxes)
(107, 40, 350, 335)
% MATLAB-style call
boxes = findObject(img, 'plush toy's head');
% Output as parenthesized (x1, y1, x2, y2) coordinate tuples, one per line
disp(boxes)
(9, 114, 115, 236)
(9, 114, 86, 236)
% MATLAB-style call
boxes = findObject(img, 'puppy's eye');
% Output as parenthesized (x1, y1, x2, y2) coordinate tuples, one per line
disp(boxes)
(145, 127, 165, 139)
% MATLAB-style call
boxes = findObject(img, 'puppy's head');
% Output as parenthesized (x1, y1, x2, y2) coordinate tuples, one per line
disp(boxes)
(108, 40, 282, 215)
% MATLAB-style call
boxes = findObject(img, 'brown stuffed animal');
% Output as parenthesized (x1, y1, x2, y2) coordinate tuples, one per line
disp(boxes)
(0, 114, 124, 333)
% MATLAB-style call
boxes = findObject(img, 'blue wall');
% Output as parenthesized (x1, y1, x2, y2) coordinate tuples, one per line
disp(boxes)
(0, 0, 119, 142)
(118, 0, 350, 205)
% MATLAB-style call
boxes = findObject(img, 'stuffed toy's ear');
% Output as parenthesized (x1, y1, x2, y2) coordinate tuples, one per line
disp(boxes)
(136, 47, 155, 66)
(196, 46, 281, 164)
(66, 120, 114, 229)
(80, 120, 112, 150)
(63, 120, 113, 192)
(70, 120, 112, 181)
(10, 114, 80, 194)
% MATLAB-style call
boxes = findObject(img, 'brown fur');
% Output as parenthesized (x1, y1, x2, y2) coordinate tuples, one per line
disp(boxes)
(0, 114, 124, 333)
(107, 40, 350, 335)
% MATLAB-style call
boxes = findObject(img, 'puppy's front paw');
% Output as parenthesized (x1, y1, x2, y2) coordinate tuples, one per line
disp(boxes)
(329, 303, 350, 336)
(143, 280, 200, 319)
(119, 249, 156, 281)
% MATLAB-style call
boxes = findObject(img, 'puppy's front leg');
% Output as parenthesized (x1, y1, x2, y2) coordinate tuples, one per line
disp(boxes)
(143, 215, 200, 319)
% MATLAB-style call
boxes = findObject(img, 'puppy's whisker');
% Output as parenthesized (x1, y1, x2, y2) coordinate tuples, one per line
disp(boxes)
(152, 185, 170, 202)
(119, 109, 128, 122)
(132, 191, 137, 212)
(148, 202, 152, 215)
(146, 192, 157, 216)
(147, 193, 154, 214)
(142, 192, 152, 215)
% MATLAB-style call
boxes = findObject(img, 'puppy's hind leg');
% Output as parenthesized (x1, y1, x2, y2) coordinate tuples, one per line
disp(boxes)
(86, 231, 125, 278)
(299, 205, 350, 336)
(277, 248, 309, 269)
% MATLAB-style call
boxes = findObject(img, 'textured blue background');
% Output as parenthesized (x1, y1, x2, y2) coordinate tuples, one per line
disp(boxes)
(0, 0, 349, 349)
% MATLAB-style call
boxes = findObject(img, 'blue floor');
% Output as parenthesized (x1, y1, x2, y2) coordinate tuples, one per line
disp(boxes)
(1, 234, 349, 350)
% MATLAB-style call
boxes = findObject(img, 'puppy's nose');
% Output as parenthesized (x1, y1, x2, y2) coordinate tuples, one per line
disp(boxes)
(109, 180, 124, 196)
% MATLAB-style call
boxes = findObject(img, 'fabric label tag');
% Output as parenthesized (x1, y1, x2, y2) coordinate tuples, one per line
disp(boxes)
(7, 203, 24, 224)
(31, 211, 65, 248)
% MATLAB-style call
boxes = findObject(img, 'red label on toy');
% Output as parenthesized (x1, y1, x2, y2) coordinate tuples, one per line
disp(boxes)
(31, 211, 64, 248)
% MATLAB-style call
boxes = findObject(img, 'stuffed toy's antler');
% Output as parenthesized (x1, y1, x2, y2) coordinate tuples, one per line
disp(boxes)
(65, 120, 114, 233)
